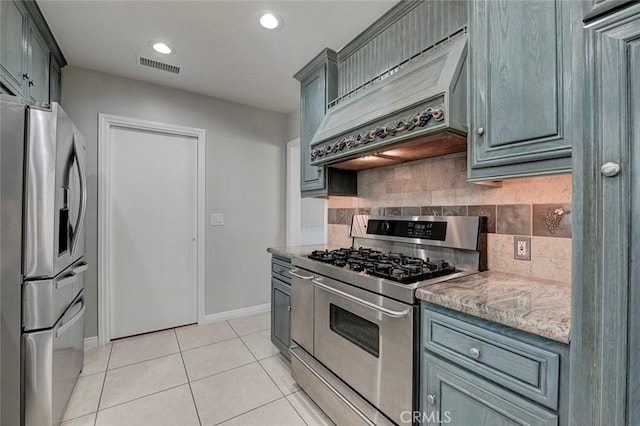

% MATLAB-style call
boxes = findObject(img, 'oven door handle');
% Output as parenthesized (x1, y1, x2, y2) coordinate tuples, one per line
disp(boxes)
(289, 345, 376, 426)
(312, 279, 411, 318)
(290, 270, 314, 280)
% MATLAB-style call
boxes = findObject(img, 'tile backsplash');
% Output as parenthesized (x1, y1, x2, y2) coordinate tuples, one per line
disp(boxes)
(326, 153, 572, 283)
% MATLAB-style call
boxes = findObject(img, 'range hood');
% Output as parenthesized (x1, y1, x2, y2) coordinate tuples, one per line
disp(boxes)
(310, 35, 468, 171)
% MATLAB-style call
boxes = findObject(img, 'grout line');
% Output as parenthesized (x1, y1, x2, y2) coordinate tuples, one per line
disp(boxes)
(251, 350, 292, 398)
(176, 328, 204, 426)
(106, 350, 182, 373)
(283, 393, 312, 426)
(211, 397, 287, 426)
(96, 383, 189, 414)
(93, 343, 113, 425)
(187, 360, 258, 385)
(179, 335, 239, 353)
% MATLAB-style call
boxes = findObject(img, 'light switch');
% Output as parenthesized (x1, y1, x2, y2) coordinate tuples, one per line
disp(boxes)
(211, 213, 224, 226)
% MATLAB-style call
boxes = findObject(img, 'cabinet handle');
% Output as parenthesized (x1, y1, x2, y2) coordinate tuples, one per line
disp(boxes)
(469, 347, 481, 359)
(600, 162, 620, 177)
(476, 127, 485, 136)
(426, 394, 436, 405)
(287, 305, 291, 311)
(23, 73, 30, 80)
(28, 80, 36, 87)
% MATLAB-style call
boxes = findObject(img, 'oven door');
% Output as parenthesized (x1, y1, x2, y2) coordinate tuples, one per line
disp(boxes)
(313, 275, 415, 425)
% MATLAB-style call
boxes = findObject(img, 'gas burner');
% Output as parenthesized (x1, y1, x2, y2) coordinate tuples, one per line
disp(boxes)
(348, 260, 365, 272)
(308, 250, 336, 263)
(308, 247, 457, 284)
(334, 259, 347, 267)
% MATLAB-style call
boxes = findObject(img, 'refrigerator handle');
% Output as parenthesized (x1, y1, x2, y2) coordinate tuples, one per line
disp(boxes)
(71, 132, 87, 256)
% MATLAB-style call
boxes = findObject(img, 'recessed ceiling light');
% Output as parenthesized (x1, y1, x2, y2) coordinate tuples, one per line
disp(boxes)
(259, 12, 282, 30)
(151, 42, 172, 55)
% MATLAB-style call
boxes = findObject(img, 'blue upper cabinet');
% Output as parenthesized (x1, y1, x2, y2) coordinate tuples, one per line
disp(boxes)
(0, 0, 29, 96)
(467, 0, 587, 182)
(295, 49, 357, 197)
(0, 0, 66, 103)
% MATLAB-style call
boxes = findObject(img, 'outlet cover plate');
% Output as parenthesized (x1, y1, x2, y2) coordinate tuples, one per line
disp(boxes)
(514, 236, 531, 261)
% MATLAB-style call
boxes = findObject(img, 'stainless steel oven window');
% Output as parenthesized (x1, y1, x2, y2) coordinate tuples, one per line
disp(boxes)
(329, 304, 380, 357)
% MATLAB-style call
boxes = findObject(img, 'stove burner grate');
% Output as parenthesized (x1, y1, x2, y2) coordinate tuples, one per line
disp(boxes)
(308, 247, 456, 284)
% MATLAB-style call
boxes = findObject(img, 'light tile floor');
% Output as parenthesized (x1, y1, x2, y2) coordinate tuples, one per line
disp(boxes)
(63, 312, 334, 426)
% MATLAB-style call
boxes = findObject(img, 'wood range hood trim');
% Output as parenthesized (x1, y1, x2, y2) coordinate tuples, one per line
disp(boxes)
(309, 35, 468, 171)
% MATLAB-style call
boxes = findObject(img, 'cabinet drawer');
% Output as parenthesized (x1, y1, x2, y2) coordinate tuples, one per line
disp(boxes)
(271, 257, 292, 283)
(422, 353, 557, 426)
(423, 308, 560, 410)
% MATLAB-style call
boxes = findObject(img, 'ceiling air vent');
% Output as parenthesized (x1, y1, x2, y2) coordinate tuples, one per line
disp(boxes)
(137, 56, 181, 74)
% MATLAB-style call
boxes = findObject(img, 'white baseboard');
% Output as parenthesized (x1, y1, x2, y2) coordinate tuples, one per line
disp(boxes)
(84, 336, 98, 350)
(200, 303, 270, 324)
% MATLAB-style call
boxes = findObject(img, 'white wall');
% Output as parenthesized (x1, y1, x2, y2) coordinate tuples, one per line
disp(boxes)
(286, 108, 300, 142)
(61, 66, 289, 337)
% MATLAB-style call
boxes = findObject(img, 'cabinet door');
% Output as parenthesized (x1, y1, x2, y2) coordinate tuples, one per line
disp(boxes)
(571, 4, 640, 424)
(27, 23, 50, 102)
(468, 0, 581, 181)
(0, 0, 28, 96)
(271, 278, 291, 358)
(300, 65, 327, 192)
(422, 353, 557, 426)
(49, 57, 61, 104)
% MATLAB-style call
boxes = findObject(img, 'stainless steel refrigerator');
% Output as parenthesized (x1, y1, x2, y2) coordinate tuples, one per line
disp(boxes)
(1, 94, 88, 425)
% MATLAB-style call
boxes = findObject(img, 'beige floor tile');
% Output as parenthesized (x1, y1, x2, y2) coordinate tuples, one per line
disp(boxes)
(287, 391, 335, 426)
(61, 413, 97, 426)
(81, 344, 112, 376)
(260, 354, 300, 395)
(227, 312, 270, 336)
(190, 362, 282, 425)
(240, 329, 280, 360)
(108, 330, 179, 369)
(175, 321, 237, 351)
(182, 338, 255, 381)
(95, 385, 199, 426)
(99, 354, 187, 410)
(62, 372, 104, 421)
(219, 398, 306, 426)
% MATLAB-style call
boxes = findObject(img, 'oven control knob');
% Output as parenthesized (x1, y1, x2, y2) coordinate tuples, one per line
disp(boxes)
(469, 347, 481, 359)
(381, 222, 390, 232)
(426, 394, 436, 405)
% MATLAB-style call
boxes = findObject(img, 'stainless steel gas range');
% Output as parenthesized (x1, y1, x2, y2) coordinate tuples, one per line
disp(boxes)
(289, 215, 487, 425)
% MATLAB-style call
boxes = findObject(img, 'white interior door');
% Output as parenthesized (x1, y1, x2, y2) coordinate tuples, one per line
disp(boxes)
(109, 126, 197, 339)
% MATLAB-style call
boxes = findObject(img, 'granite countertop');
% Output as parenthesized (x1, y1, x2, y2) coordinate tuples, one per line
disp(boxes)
(415, 271, 571, 344)
(267, 245, 339, 261)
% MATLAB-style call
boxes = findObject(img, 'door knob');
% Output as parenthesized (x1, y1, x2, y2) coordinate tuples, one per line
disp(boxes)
(476, 127, 485, 136)
(469, 347, 481, 359)
(426, 394, 436, 405)
(601, 162, 620, 177)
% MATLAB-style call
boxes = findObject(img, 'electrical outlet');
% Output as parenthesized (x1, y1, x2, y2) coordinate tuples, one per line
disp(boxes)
(514, 236, 531, 261)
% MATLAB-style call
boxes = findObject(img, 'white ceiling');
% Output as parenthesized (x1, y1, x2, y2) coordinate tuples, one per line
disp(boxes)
(38, 0, 397, 114)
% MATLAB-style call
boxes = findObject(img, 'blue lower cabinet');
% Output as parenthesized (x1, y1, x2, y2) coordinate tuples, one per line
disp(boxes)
(421, 303, 567, 425)
(422, 353, 557, 425)
(270, 256, 292, 359)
